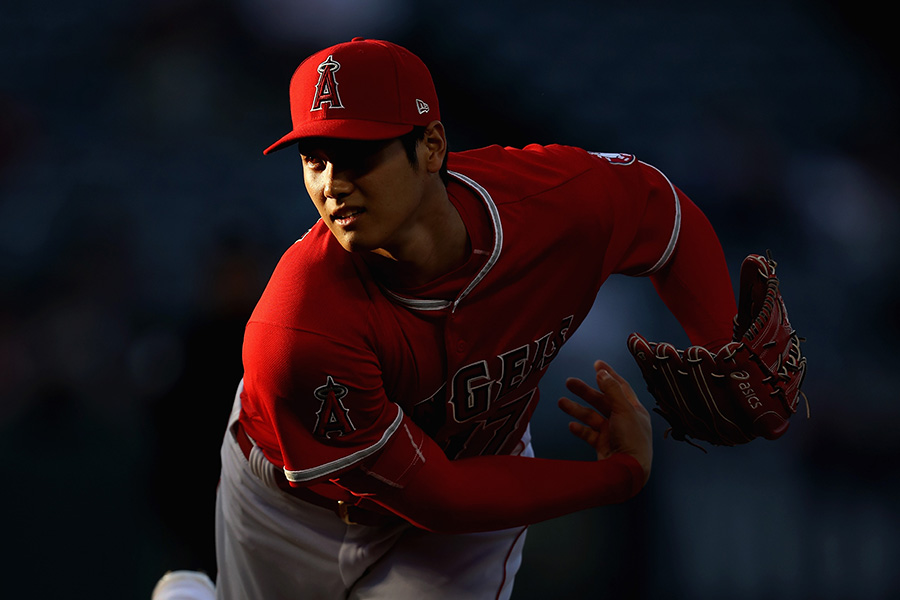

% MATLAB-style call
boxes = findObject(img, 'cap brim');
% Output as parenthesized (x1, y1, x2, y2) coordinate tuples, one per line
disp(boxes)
(263, 120, 415, 155)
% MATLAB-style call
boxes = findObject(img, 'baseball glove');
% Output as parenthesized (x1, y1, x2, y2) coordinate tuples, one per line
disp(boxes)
(627, 253, 807, 447)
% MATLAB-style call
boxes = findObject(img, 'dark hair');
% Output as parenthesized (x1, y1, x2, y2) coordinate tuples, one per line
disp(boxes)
(399, 126, 449, 185)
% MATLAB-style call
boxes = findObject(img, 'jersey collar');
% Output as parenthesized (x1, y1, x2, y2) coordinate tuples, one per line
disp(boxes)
(378, 170, 503, 313)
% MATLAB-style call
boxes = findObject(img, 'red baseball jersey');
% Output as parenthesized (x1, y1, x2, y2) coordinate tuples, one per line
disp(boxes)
(239, 143, 680, 495)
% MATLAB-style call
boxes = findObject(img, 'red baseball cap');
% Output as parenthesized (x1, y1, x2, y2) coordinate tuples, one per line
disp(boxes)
(263, 38, 440, 155)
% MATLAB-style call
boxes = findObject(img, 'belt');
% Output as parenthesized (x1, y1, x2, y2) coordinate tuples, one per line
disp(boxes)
(231, 419, 397, 527)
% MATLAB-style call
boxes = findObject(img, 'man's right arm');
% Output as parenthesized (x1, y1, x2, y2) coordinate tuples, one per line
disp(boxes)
(330, 362, 652, 534)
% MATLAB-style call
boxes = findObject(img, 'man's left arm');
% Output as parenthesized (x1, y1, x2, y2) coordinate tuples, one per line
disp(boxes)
(629, 183, 807, 447)
(647, 190, 736, 349)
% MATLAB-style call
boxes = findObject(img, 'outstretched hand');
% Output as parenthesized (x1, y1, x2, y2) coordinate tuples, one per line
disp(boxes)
(558, 360, 652, 485)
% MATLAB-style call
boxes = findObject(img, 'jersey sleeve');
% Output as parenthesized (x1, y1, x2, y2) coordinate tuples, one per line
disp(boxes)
(238, 231, 427, 488)
(578, 149, 735, 347)
(331, 420, 645, 533)
(582, 151, 683, 277)
(473, 144, 683, 280)
(240, 318, 398, 485)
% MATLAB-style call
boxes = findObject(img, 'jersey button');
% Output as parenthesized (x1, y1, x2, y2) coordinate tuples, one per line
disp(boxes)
(456, 339, 468, 353)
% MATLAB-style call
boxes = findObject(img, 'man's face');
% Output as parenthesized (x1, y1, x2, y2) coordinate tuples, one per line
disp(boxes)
(299, 137, 428, 255)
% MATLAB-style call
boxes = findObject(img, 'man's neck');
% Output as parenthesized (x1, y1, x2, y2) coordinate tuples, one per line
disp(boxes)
(363, 186, 469, 290)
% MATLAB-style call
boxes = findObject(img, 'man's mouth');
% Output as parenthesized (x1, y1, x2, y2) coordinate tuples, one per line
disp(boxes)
(331, 207, 366, 225)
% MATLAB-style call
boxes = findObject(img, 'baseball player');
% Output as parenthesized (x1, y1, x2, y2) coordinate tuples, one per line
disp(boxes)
(212, 37, 805, 599)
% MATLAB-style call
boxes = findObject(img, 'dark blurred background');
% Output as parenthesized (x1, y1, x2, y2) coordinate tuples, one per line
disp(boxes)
(2, 1, 898, 598)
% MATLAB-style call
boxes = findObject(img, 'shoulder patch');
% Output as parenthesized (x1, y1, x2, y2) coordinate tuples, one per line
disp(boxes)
(588, 152, 636, 165)
(313, 375, 356, 438)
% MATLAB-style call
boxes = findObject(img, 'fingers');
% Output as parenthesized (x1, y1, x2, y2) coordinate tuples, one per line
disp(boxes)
(558, 395, 612, 459)
(566, 420, 611, 459)
(558, 395, 608, 431)
(561, 360, 653, 484)
(593, 360, 627, 385)
(564, 365, 632, 418)
(559, 362, 645, 422)
(593, 361, 646, 413)
(566, 420, 600, 446)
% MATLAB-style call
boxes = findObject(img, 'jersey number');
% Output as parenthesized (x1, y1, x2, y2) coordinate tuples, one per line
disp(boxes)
(444, 389, 536, 459)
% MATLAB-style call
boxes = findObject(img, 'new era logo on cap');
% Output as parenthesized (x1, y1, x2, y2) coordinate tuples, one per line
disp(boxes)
(263, 38, 441, 154)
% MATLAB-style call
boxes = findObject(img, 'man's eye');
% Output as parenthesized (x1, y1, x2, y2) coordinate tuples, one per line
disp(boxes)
(302, 155, 325, 170)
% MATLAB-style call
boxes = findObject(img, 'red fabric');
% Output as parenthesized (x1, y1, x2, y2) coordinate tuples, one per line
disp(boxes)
(240, 144, 682, 482)
(238, 144, 702, 530)
(264, 39, 440, 154)
(331, 414, 644, 534)
(649, 193, 736, 349)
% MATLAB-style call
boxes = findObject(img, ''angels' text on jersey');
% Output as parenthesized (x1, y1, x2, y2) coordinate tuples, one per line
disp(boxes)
(412, 315, 574, 459)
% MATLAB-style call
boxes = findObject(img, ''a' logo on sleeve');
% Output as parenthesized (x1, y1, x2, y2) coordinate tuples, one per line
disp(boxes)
(313, 375, 356, 438)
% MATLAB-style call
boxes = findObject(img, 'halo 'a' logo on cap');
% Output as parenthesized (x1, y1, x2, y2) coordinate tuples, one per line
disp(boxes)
(311, 55, 345, 112)
(415, 99, 430, 115)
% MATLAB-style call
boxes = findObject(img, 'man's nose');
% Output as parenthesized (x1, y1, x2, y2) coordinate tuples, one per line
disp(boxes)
(323, 163, 354, 199)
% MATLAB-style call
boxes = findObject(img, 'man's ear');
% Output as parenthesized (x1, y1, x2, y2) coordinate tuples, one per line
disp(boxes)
(420, 120, 447, 174)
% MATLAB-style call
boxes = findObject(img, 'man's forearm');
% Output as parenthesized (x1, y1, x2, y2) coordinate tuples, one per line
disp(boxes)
(650, 192, 736, 348)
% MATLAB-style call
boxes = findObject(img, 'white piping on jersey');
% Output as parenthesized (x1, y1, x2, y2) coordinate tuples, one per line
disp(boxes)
(283, 403, 404, 483)
(377, 170, 504, 314)
(633, 161, 682, 276)
(379, 290, 452, 311)
(449, 170, 503, 313)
